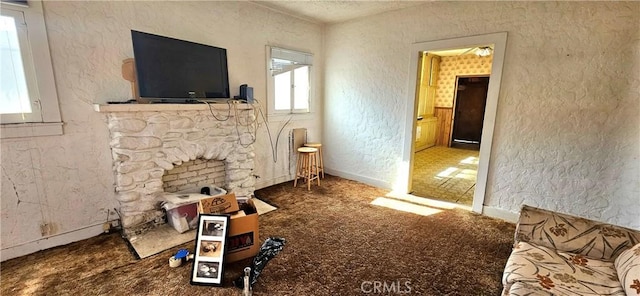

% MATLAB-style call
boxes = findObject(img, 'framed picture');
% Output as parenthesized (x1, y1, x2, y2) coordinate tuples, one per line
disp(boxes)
(190, 214, 230, 286)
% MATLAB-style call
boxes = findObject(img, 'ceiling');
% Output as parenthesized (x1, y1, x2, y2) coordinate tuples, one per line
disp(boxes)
(252, 0, 426, 24)
(251, 1, 491, 56)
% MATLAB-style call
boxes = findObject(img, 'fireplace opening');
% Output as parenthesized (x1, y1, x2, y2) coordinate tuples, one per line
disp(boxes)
(162, 159, 226, 193)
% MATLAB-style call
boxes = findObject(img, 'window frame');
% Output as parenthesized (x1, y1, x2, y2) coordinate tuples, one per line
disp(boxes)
(2, 8, 43, 122)
(1, 0, 62, 138)
(266, 46, 314, 121)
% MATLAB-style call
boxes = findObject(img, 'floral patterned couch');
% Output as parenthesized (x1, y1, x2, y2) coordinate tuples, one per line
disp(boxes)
(502, 205, 640, 296)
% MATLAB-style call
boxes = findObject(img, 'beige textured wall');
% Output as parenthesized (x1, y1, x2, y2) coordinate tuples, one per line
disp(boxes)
(435, 54, 493, 108)
(324, 2, 640, 229)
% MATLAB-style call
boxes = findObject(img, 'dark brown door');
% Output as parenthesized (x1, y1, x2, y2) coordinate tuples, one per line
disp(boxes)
(451, 76, 489, 150)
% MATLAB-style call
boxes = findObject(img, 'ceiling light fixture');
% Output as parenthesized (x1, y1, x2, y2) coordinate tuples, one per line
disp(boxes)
(475, 47, 492, 57)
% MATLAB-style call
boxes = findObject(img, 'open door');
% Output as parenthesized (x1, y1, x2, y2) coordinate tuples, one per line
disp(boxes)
(451, 76, 489, 150)
(414, 52, 439, 152)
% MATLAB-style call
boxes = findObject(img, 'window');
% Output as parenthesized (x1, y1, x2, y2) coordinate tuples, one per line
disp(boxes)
(1, 9, 39, 120)
(267, 47, 313, 118)
(1, 0, 62, 138)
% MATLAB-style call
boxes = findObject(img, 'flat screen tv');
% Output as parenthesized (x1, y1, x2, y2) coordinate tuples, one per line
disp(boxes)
(131, 30, 230, 101)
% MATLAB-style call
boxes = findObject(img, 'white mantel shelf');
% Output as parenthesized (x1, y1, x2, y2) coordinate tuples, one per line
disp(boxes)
(93, 102, 252, 112)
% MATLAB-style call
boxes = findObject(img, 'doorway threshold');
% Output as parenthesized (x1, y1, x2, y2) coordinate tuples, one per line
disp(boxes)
(386, 191, 472, 212)
(450, 142, 480, 150)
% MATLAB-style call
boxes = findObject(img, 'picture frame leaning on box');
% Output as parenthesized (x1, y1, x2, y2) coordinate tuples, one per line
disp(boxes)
(190, 214, 230, 286)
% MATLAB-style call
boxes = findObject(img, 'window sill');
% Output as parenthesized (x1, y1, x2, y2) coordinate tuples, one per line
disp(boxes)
(1, 122, 64, 139)
(267, 112, 314, 122)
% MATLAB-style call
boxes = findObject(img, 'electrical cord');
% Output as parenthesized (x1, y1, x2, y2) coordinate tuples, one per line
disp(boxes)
(201, 99, 232, 121)
(234, 101, 259, 127)
(199, 98, 291, 163)
(237, 100, 263, 154)
(235, 102, 258, 148)
(253, 98, 292, 163)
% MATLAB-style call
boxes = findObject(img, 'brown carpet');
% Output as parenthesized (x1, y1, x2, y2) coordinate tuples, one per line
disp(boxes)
(1, 175, 515, 295)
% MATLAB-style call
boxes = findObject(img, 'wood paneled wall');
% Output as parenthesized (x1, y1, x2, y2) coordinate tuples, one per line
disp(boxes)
(435, 107, 453, 146)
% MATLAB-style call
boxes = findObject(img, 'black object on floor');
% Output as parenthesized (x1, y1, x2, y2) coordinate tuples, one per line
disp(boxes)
(234, 237, 286, 289)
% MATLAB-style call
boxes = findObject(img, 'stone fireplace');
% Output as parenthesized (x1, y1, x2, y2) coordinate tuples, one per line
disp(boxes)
(95, 103, 256, 236)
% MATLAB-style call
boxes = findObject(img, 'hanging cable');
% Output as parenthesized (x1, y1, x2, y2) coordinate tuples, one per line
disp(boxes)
(235, 102, 258, 148)
(253, 98, 292, 163)
(202, 99, 231, 121)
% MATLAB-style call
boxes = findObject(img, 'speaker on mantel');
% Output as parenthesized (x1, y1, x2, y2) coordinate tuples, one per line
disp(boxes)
(239, 84, 254, 104)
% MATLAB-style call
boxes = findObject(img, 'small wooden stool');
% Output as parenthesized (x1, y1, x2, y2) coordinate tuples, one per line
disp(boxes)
(304, 142, 324, 178)
(294, 147, 320, 190)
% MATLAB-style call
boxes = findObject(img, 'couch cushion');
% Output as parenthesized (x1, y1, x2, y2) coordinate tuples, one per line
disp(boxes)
(515, 205, 640, 261)
(614, 243, 640, 295)
(503, 281, 554, 296)
(503, 241, 625, 296)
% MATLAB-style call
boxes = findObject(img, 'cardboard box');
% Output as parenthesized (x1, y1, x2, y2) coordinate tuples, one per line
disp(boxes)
(229, 210, 246, 218)
(197, 193, 239, 214)
(200, 194, 260, 262)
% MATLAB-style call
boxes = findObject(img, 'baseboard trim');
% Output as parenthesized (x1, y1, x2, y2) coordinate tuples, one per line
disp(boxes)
(1, 223, 107, 262)
(255, 169, 393, 192)
(324, 168, 392, 190)
(255, 174, 293, 190)
(482, 205, 519, 223)
(254, 173, 519, 225)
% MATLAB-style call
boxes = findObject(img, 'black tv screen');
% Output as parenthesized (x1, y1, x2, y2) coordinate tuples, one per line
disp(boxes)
(131, 30, 230, 100)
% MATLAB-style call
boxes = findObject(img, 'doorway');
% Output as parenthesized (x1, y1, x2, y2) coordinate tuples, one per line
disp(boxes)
(411, 65, 489, 205)
(401, 32, 507, 213)
(451, 76, 490, 150)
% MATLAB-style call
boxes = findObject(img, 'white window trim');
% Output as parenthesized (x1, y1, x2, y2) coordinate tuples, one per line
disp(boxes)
(266, 46, 314, 122)
(1, 0, 62, 139)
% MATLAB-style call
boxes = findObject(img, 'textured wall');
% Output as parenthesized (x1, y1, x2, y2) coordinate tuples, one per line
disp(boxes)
(435, 54, 493, 108)
(324, 2, 640, 229)
(1, 1, 322, 258)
